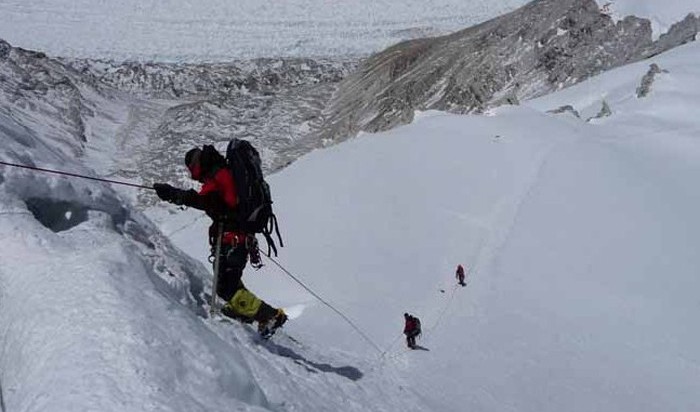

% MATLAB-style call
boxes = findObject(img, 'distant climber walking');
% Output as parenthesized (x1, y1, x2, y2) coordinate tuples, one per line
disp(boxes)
(456, 264, 466, 286)
(403, 313, 421, 349)
(153, 143, 286, 337)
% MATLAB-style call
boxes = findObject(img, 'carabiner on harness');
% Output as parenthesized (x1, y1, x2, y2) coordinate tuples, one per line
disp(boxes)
(246, 235, 263, 269)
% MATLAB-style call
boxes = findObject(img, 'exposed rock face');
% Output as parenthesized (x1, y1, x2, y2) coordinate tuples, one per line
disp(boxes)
(547, 105, 580, 118)
(320, 0, 698, 141)
(587, 100, 612, 122)
(651, 14, 699, 56)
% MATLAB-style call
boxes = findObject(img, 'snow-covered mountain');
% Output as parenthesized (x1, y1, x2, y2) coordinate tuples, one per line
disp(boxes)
(1, 0, 697, 210)
(4, 37, 699, 412)
(2, 0, 700, 411)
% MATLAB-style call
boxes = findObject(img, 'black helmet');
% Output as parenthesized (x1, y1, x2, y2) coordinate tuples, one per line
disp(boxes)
(185, 147, 201, 168)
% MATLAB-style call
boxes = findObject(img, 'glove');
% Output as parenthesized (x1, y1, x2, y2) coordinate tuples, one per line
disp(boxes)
(153, 183, 177, 203)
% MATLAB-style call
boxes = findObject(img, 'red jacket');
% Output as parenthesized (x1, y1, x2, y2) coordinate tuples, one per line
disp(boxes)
(202, 168, 246, 245)
(183, 167, 246, 245)
(404, 317, 417, 334)
(199, 167, 238, 209)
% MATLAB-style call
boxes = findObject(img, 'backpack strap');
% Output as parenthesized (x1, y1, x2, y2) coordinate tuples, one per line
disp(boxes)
(271, 213, 283, 248)
(262, 212, 284, 257)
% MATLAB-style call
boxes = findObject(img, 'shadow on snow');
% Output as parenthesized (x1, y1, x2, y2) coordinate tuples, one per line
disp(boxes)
(257, 333, 364, 382)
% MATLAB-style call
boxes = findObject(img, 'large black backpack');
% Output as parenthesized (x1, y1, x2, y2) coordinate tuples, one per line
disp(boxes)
(225, 138, 283, 256)
(414, 316, 422, 337)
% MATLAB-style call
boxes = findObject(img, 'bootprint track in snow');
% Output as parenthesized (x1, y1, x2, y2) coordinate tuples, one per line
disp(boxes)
(380, 124, 579, 363)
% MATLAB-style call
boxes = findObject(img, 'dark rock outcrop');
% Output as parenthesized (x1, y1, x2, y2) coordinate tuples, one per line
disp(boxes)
(650, 13, 699, 56)
(636, 63, 668, 98)
(547, 105, 580, 118)
(587, 100, 612, 122)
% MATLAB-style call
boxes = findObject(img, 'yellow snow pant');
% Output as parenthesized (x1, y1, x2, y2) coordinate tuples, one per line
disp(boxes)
(225, 288, 263, 319)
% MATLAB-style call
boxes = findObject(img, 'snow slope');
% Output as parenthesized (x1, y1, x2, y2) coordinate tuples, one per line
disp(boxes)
(0, 108, 274, 411)
(154, 40, 700, 411)
(0, 44, 430, 412)
(0, 103, 427, 411)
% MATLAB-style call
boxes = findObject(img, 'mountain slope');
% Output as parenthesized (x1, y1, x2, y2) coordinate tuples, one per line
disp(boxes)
(1, 2, 700, 411)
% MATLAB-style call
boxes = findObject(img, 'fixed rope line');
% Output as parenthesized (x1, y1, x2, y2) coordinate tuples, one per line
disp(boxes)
(166, 214, 206, 237)
(0, 160, 154, 190)
(262, 253, 383, 354)
(426, 283, 460, 335)
(378, 332, 405, 360)
(0, 211, 33, 217)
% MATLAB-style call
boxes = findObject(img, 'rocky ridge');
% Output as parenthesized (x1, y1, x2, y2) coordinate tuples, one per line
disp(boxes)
(319, 0, 698, 140)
